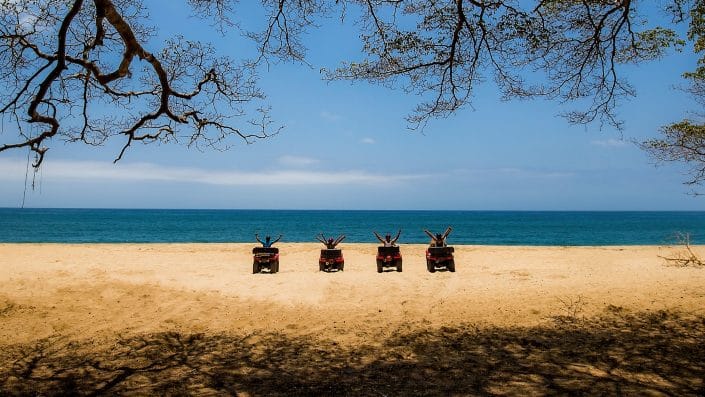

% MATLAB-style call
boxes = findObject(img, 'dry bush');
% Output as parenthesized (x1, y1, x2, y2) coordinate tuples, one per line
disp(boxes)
(660, 233, 705, 267)
(552, 295, 587, 325)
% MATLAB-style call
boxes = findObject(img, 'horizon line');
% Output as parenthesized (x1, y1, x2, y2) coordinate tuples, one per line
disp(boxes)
(1, 207, 703, 212)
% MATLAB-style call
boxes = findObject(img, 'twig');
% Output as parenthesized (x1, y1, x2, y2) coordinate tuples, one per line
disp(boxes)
(659, 232, 704, 267)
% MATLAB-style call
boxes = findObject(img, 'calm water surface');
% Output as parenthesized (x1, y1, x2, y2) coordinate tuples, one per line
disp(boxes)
(0, 209, 703, 245)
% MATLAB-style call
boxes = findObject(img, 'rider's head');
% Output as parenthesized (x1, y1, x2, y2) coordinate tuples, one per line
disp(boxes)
(265, 236, 271, 242)
(328, 238, 334, 244)
(436, 233, 443, 240)
(385, 234, 391, 241)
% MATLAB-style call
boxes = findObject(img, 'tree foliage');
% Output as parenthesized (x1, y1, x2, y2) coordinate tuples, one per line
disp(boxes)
(0, 0, 279, 167)
(643, 121, 705, 186)
(329, 0, 685, 128)
(642, 0, 705, 187)
(1, 0, 704, 182)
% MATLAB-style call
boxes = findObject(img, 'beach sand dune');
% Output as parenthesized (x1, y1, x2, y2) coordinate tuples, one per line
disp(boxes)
(1, 243, 704, 395)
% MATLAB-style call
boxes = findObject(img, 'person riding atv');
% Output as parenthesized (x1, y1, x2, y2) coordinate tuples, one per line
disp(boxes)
(317, 233, 345, 272)
(252, 233, 282, 274)
(424, 227, 455, 272)
(373, 229, 402, 272)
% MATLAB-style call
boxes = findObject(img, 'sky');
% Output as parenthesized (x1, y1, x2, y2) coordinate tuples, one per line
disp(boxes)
(0, 1, 704, 210)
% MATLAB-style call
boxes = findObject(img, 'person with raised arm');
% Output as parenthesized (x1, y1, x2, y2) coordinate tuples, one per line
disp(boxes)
(373, 229, 401, 247)
(423, 226, 453, 247)
(316, 233, 346, 249)
(255, 233, 282, 248)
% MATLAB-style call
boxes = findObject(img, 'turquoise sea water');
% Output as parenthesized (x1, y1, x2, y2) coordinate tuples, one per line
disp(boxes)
(0, 208, 703, 245)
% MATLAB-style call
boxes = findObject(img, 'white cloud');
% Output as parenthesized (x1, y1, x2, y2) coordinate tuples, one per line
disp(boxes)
(320, 111, 341, 122)
(591, 138, 628, 147)
(277, 155, 319, 167)
(0, 158, 427, 186)
(0, 157, 25, 175)
(360, 137, 376, 144)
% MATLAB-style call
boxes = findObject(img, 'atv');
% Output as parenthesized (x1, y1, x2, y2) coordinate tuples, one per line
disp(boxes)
(376, 246, 402, 272)
(252, 247, 279, 274)
(426, 246, 455, 272)
(319, 248, 344, 272)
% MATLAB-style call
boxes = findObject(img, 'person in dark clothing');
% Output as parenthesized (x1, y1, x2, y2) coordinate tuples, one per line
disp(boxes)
(316, 233, 346, 249)
(255, 233, 282, 248)
(423, 226, 453, 247)
(373, 229, 401, 247)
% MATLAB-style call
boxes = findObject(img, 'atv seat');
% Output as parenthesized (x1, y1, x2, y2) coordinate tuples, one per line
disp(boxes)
(377, 246, 401, 255)
(427, 246, 454, 256)
(320, 249, 342, 259)
(253, 247, 279, 255)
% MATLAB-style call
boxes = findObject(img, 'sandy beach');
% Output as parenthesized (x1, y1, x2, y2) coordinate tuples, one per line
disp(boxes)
(2, 243, 705, 395)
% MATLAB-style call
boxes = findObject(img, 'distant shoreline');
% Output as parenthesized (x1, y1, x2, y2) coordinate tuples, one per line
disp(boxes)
(3, 207, 704, 212)
(0, 241, 705, 249)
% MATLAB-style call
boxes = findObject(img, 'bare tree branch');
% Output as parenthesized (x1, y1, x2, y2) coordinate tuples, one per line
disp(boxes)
(325, 1, 683, 129)
(659, 232, 705, 267)
(0, 0, 278, 168)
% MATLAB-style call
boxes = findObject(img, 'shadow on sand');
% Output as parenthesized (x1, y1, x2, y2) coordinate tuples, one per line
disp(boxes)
(2, 309, 704, 396)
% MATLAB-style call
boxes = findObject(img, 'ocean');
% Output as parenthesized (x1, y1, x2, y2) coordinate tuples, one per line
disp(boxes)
(0, 208, 703, 245)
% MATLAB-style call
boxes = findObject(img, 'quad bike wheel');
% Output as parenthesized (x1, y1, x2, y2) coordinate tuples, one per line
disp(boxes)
(272, 260, 279, 273)
(376, 259, 383, 273)
(396, 259, 402, 272)
(447, 260, 455, 272)
(426, 260, 436, 273)
(253, 262, 259, 274)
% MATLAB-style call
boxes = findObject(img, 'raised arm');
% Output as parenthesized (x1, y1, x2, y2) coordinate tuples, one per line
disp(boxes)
(315, 234, 327, 245)
(392, 229, 402, 244)
(373, 231, 385, 243)
(423, 229, 436, 240)
(334, 235, 346, 246)
(442, 226, 453, 239)
(255, 233, 263, 244)
(271, 234, 282, 244)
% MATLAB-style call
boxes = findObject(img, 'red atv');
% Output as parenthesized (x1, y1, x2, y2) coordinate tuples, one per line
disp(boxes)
(319, 249, 344, 272)
(376, 246, 402, 272)
(426, 246, 455, 272)
(252, 247, 279, 274)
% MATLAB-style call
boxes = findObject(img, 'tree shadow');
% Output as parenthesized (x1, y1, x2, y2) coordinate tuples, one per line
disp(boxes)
(2, 309, 704, 396)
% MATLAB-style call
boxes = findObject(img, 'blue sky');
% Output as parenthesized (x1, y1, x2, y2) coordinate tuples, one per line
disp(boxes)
(0, 1, 704, 210)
